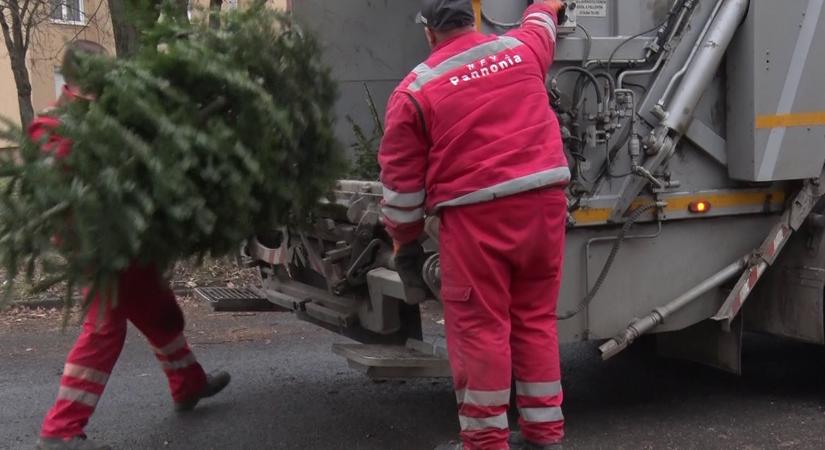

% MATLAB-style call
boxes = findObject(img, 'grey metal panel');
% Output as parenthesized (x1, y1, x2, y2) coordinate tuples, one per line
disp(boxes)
(554, 37, 652, 63)
(292, 1, 429, 81)
(557, 214, 776, 343)
(333, 80, 396, 157)
(727, 0, 825, 181)
(685, 119, 727, 166)
(291, 1, 430, 150)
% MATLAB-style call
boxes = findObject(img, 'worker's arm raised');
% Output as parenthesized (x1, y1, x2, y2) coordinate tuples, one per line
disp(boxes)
(509, 1, 563, 71)
(377, 90, 429, 246)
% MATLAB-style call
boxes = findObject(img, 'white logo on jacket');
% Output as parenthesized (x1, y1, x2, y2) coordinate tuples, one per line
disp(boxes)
(450, 54, 524, 87)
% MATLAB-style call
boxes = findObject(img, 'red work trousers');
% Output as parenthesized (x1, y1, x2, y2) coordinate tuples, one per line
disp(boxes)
(439, 188, 566, 450)
(40, 264, 207, 439)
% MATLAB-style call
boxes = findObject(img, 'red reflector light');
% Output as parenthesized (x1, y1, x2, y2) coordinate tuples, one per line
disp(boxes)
(689, 201, 711, 213)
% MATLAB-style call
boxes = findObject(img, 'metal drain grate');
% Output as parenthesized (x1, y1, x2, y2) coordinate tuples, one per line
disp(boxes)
(194, 287, 281, 312)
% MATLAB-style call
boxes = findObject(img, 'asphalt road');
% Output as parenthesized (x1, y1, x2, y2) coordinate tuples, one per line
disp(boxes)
(3, 299, 825, 450)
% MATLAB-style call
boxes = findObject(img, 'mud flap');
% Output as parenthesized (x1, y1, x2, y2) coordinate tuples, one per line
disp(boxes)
(743, 229, 825, 345)
(656, 315, 744, 375)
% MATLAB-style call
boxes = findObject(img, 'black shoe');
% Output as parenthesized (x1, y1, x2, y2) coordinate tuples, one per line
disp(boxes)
(433, 441, 463, 450)
(509, 431, 563, 450)
(36, 436, 111, 450)
(174, 371, 231, 412)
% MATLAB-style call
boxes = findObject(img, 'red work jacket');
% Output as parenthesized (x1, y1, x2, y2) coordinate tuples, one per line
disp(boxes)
(27, 85, 80, 159)
(378, 4, 569, 244)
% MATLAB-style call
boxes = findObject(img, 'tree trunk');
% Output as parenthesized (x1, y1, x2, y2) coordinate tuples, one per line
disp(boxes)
(107, 0, 140, 57)
(8, 50, 34, 127)
(208, 0, 222, 29)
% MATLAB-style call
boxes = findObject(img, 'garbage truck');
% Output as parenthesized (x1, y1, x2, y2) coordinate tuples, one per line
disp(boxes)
(206, 0, 825, 377)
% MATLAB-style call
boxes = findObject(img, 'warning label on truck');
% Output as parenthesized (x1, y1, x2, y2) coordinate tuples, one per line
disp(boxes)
(576, 0, 608, 17)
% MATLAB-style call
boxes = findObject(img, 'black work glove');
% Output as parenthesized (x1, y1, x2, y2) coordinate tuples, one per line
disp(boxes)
(393, 241, 428, 291)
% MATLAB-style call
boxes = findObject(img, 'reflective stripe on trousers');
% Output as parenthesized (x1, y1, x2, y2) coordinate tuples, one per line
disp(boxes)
(153, 334, 199, 371)
(459, 412, 509, 431)
(161, 353, 198, 371)
(151, 334, 187, 356)
(456, 388, 511, 432)
(456, 388, 510, 407)
(53, 363, 110, 409)
(516, 380, 564, 424)
(56, 386, 100, 408)
(63, 363, 110, 385)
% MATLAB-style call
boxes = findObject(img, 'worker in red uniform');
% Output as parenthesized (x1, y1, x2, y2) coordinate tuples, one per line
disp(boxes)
(34, 41, 231, 450)
(378, 1, 568, 449)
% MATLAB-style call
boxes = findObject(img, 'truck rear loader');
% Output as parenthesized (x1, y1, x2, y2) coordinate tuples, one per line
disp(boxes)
(207, 0, 825, 377)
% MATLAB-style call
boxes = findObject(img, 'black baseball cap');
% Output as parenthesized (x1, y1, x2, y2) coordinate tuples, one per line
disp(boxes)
(416, 0, 475, 31)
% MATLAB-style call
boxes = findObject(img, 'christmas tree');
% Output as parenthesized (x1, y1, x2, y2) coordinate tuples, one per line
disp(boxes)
(0, 3, 344, 308)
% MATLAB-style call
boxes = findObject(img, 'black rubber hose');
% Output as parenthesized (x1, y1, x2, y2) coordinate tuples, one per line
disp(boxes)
(559, 203, 659, 320)
(577, 23, 592, 68)
(553, 66, 604, 109)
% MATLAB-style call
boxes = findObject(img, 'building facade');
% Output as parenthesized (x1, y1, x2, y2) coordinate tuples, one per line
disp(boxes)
(0, 0, 116, 132)
(0, 0, 287, 146)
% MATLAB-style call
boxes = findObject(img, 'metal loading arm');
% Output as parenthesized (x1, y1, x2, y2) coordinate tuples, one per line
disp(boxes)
(712, 172, 825, 328)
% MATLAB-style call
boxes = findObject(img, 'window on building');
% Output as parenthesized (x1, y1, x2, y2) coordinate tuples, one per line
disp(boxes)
(50, 0, 84, 24)
(54, 69, 66, 99)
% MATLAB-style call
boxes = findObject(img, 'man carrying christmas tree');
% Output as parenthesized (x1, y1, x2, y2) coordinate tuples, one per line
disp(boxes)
(34, 40, 231, 450)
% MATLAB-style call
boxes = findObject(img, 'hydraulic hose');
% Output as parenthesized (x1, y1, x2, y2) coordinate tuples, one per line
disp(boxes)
(553, 66, 604, 112)
(559, 203, 659, 320)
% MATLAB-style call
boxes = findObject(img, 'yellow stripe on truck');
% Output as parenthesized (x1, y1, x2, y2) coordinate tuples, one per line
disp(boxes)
(755, 112, 825, 129)
(572, 190, 786, 226)
(472, 0, 482, 30)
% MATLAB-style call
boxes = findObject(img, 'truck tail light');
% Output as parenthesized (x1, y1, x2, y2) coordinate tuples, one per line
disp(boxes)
(689, 201, 711, 213)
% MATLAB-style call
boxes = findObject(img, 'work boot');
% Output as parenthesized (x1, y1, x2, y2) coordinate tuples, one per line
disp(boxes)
(509, 431, 563, 450)
(433, 441, 463, 450)
(36, 436, 111, 450)
(174, 371, 231, 412)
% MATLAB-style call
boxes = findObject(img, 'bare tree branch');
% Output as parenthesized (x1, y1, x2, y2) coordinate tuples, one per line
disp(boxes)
(0, 7, 17, 52)
(21, 0, 46, 50)
(19, 0, 32, 25)
(9, 0, 27, 53)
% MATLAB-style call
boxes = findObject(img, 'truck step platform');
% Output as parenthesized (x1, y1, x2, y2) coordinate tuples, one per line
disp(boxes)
(332, 342, 451, 379)
(195, 286, 285, 312)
